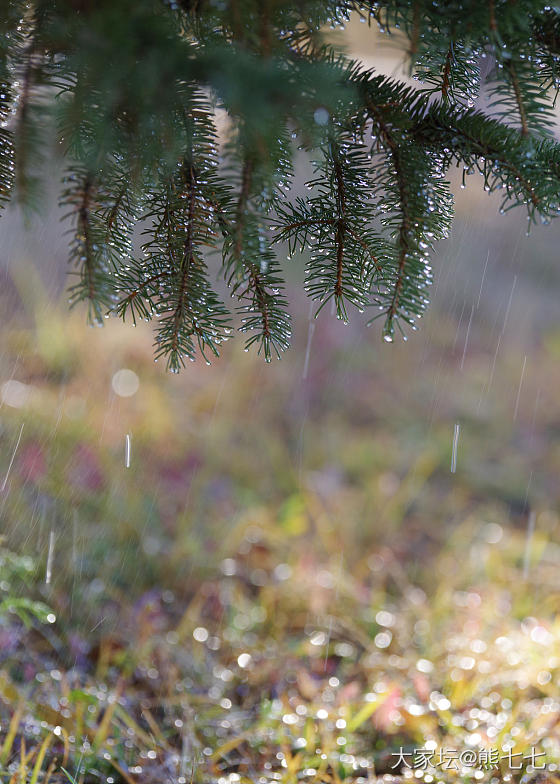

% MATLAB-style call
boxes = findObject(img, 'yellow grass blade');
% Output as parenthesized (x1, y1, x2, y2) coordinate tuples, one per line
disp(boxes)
(29, 733, 55, 784)
(19, 737, 27, 784)
(346, 692, 389, 733)
(114, 706, 155, 748)
(1, 703, 24, 766)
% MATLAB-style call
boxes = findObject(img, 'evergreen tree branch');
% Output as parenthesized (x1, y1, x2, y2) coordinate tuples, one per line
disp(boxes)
(114, 95, 233, 368)
(415, 39, 480, 106)
(0, 3, 27, 208)
(506, 61, 530, 139)
(332, 146, 347, 301)
(170, 164, 198, 362)
(63, 170, 111, 324)
(274, 127, 387, 324)
(486, 56, 556, 138)
(441, 44, 453, 101)
(223, 148, 292, 360)
(2, 0, 560, 366)
(357, 77, 451, 340)
(367, 104, 412, 328)
(63, 161, 136, 325)
(11, 20, 48, 209)
(413, 103, 560, 222)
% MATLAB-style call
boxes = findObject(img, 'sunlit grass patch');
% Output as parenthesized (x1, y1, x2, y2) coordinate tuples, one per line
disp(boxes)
(0, 288, 559, 783)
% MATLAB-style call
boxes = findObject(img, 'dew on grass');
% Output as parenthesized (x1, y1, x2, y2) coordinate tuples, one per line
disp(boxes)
(237, 652, 251, 668)
(376, 610, 395, 627)
(193, 626, 209, 642)
(375, 631, 392, 648)
(310, 631, 326, 646)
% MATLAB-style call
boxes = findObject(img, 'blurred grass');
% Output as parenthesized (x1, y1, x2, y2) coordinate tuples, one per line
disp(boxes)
(0, 246, 559, 783)
(0, 14, 559, 783)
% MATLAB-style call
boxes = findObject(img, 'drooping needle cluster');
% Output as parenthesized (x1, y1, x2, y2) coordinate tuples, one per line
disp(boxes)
(2, 1, 560, 367)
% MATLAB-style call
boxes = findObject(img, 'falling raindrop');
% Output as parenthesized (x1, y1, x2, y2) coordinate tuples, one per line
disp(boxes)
(501, 274, 518, 333)
(125, 433, 132, 468)
(302, 302, 316, 380)
(46, 530, 55, 585)
(522, 510, 536, 580)
(450, 423, 460, 473)
(513, 355, 527, 421)
(323, 616, 333, 671)
(460, 305, 474, 371)
(1, 422, 24, 492)
(476, 251, 489, 309)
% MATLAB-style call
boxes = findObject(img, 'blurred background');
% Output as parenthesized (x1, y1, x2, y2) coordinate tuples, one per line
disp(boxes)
(0, 19, 558, 784)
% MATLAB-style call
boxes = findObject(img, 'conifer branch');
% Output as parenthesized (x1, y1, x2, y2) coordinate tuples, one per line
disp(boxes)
(413, 105, 551, 215)
(2, 0, 560, 365)
(63, 161, 137, 324)
(506, 61, 530, 139)
(170, 165, 197, 360)
(332, 149, 346, 300)
(366, 101, 417, 335)
(78, 174, 95, 305)
(275, 128, 386, 323)
(14, 42, 34, 200)
(12, 25, 46, 209)
(441, 44, 453, 100)
(223, 148, 292, 360)
(65, 171, 113, 325)
(489, 0, 497, 34)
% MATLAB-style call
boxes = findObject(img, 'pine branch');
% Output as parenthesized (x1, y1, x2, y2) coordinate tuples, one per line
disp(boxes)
(357, 74, 452, 340)
(486, 56, 556, 138)
(169, 165, 199, 362)
(221, 132, 293, 360)
(62, 154, 138, 324)
(14, 39, 35, 201)
(507, 61, 530, 138)
(2, 0, 560, 367)
(274, 128, 387, 323)
(413, 103, 560, 222)
(0, 2, 27, 209)
(114, 97, 232, 368)
(414, 40, 480, 107)
(116, 161, 231, 371)
(10, 14, 49, 210)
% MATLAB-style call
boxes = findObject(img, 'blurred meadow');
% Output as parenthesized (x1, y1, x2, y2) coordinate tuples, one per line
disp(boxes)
(0, 17, 560, 784)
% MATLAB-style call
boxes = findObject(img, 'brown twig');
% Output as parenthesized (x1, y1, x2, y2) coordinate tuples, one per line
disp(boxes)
(171, 164, 197, 355)
(367, 101, 412, 321)
(442, 44, 454, 100)
(507, 61, 530, 138)
(332, 150, 346, 299)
